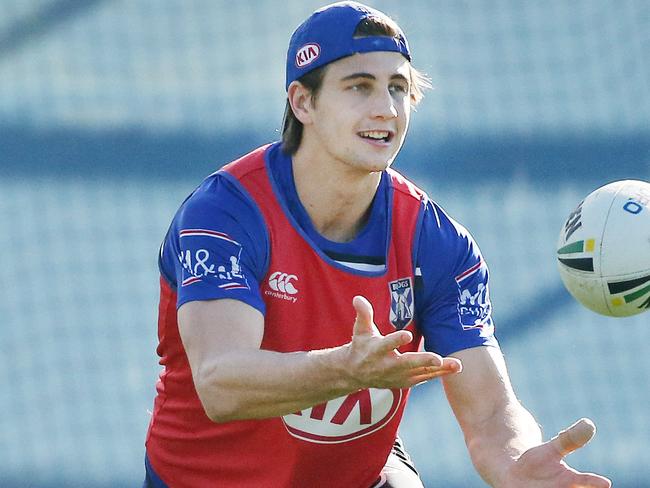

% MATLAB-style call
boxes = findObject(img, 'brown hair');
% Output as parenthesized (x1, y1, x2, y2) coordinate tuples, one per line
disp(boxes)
(281, 16, 431, 155)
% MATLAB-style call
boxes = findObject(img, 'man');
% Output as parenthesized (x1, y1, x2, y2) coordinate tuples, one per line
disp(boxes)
(144, 2, 612, 487)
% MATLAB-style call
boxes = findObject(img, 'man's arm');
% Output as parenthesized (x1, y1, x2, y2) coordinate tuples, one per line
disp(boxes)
(443, 346, 611, 488)
(442, 346, 541, 485)
(178, 295, 460, 423)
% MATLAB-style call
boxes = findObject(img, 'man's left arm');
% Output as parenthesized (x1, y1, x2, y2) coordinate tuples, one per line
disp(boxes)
(442, 345, 612, 488)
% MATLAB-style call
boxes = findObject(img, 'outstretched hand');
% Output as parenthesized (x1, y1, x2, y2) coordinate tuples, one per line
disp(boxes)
(344, 295, 461, 389)
(502, 418, 611, 488)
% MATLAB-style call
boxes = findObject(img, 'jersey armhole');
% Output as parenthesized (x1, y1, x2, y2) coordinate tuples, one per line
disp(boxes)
(158, 240, 177, 289)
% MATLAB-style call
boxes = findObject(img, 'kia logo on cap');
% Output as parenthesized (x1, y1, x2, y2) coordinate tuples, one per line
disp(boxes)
(295, 43, 321, 68)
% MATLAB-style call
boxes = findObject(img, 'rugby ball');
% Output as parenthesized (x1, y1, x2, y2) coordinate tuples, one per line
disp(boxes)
(556, 179, 650, 317)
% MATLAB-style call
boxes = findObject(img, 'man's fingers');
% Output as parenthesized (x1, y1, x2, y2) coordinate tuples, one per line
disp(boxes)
(380, 330, 414, 351)
(408, 365, 462, 385)
(352, 295, 376, 336)
(409, 357, 462, 380)
(441, 356, 463, 373)
(402, 353, 442, 369)
(570, 471, 612, 488)
(404, 356, 462, 372)
(551, 418, 597, 457)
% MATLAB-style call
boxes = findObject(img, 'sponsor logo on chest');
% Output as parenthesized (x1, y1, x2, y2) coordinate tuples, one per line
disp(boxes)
(282, 388, 401, 444)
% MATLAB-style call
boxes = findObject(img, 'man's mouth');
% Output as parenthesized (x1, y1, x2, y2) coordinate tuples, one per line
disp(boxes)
(358, 130, 393, 143)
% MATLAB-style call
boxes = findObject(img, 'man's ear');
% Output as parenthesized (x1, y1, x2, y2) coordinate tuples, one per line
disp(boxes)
(287, 81, 314, 125)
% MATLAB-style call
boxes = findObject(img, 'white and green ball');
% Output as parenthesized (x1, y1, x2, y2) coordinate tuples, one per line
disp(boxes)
(557, 179, 650, 317)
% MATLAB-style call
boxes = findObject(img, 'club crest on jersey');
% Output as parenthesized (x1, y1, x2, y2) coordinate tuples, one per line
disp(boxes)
(388, 278, 414, 329)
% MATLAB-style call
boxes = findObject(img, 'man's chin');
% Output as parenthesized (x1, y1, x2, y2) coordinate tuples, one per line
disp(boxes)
(369, 153, 398, 172)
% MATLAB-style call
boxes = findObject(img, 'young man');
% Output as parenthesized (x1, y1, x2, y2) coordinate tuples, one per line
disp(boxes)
(144, 2, 612, 487)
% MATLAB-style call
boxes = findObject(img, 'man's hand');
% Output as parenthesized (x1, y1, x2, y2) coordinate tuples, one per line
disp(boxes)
(502, 418, 612, 488)
(343, 295, 461, 389)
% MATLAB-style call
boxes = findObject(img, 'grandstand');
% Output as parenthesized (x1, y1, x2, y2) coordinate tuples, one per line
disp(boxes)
(1, 1, 648, 486)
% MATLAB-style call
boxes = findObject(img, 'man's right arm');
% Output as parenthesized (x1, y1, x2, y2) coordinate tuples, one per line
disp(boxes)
(178, 295, 461, 423)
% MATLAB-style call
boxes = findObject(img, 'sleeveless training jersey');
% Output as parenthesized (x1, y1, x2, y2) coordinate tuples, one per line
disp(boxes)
(146, 143, 498, 487)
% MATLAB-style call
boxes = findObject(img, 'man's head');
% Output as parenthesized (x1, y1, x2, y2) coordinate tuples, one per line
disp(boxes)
(282, 2, 430, 156)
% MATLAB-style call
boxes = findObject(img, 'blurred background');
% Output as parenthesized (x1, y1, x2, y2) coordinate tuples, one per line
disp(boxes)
(1, 0, 648, 486)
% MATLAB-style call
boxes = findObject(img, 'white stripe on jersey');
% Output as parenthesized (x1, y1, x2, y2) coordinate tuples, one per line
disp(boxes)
(333, 260, 386, 272)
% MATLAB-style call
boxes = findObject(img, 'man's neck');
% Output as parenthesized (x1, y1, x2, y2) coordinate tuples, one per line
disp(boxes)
(291, 146, 382, 243)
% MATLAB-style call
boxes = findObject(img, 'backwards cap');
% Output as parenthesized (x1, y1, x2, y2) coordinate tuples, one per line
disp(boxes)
(285, 1, 411, 90)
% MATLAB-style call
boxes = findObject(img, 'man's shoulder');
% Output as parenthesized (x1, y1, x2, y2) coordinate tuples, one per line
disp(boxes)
(413, 192, 481, 271)
(386, 167, 429, 203)
(174, 164, 268, 234)
(219, 144, 273, 180)
(421, 199, 475, 247)
(182, 143, 279, 212)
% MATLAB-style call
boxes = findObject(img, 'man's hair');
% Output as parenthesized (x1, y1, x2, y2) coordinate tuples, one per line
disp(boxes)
(281, 16, 431, 155)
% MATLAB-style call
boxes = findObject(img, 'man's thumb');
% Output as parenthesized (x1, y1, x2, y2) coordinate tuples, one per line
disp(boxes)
(352, 295, 376, 336)
(551, 418, 597, 457)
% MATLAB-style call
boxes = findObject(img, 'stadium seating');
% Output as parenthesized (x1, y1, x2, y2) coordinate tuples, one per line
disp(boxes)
(1, 1, 648, 486)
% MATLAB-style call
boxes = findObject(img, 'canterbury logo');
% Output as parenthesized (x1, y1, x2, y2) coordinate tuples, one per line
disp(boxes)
(268, 271, 298, 295)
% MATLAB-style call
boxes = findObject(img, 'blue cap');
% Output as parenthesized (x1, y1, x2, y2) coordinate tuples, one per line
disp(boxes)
(285, 2, 411, 90)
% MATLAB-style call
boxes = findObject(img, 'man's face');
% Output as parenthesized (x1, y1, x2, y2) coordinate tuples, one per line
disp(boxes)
(301, 51, 412, 173)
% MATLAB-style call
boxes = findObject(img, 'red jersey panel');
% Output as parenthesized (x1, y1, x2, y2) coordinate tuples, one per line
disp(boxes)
(146, 146, 425, 487)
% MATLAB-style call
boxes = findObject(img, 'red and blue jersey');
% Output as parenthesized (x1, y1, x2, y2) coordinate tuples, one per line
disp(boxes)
(146, 142, 498, 487)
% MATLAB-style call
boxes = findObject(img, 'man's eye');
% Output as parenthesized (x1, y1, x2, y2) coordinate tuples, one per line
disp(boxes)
(390, 84, 408, 94)
(350, 83, 370, 92)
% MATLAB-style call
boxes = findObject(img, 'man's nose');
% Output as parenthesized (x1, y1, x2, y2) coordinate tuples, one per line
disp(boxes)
(370, 88, 398, 119)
